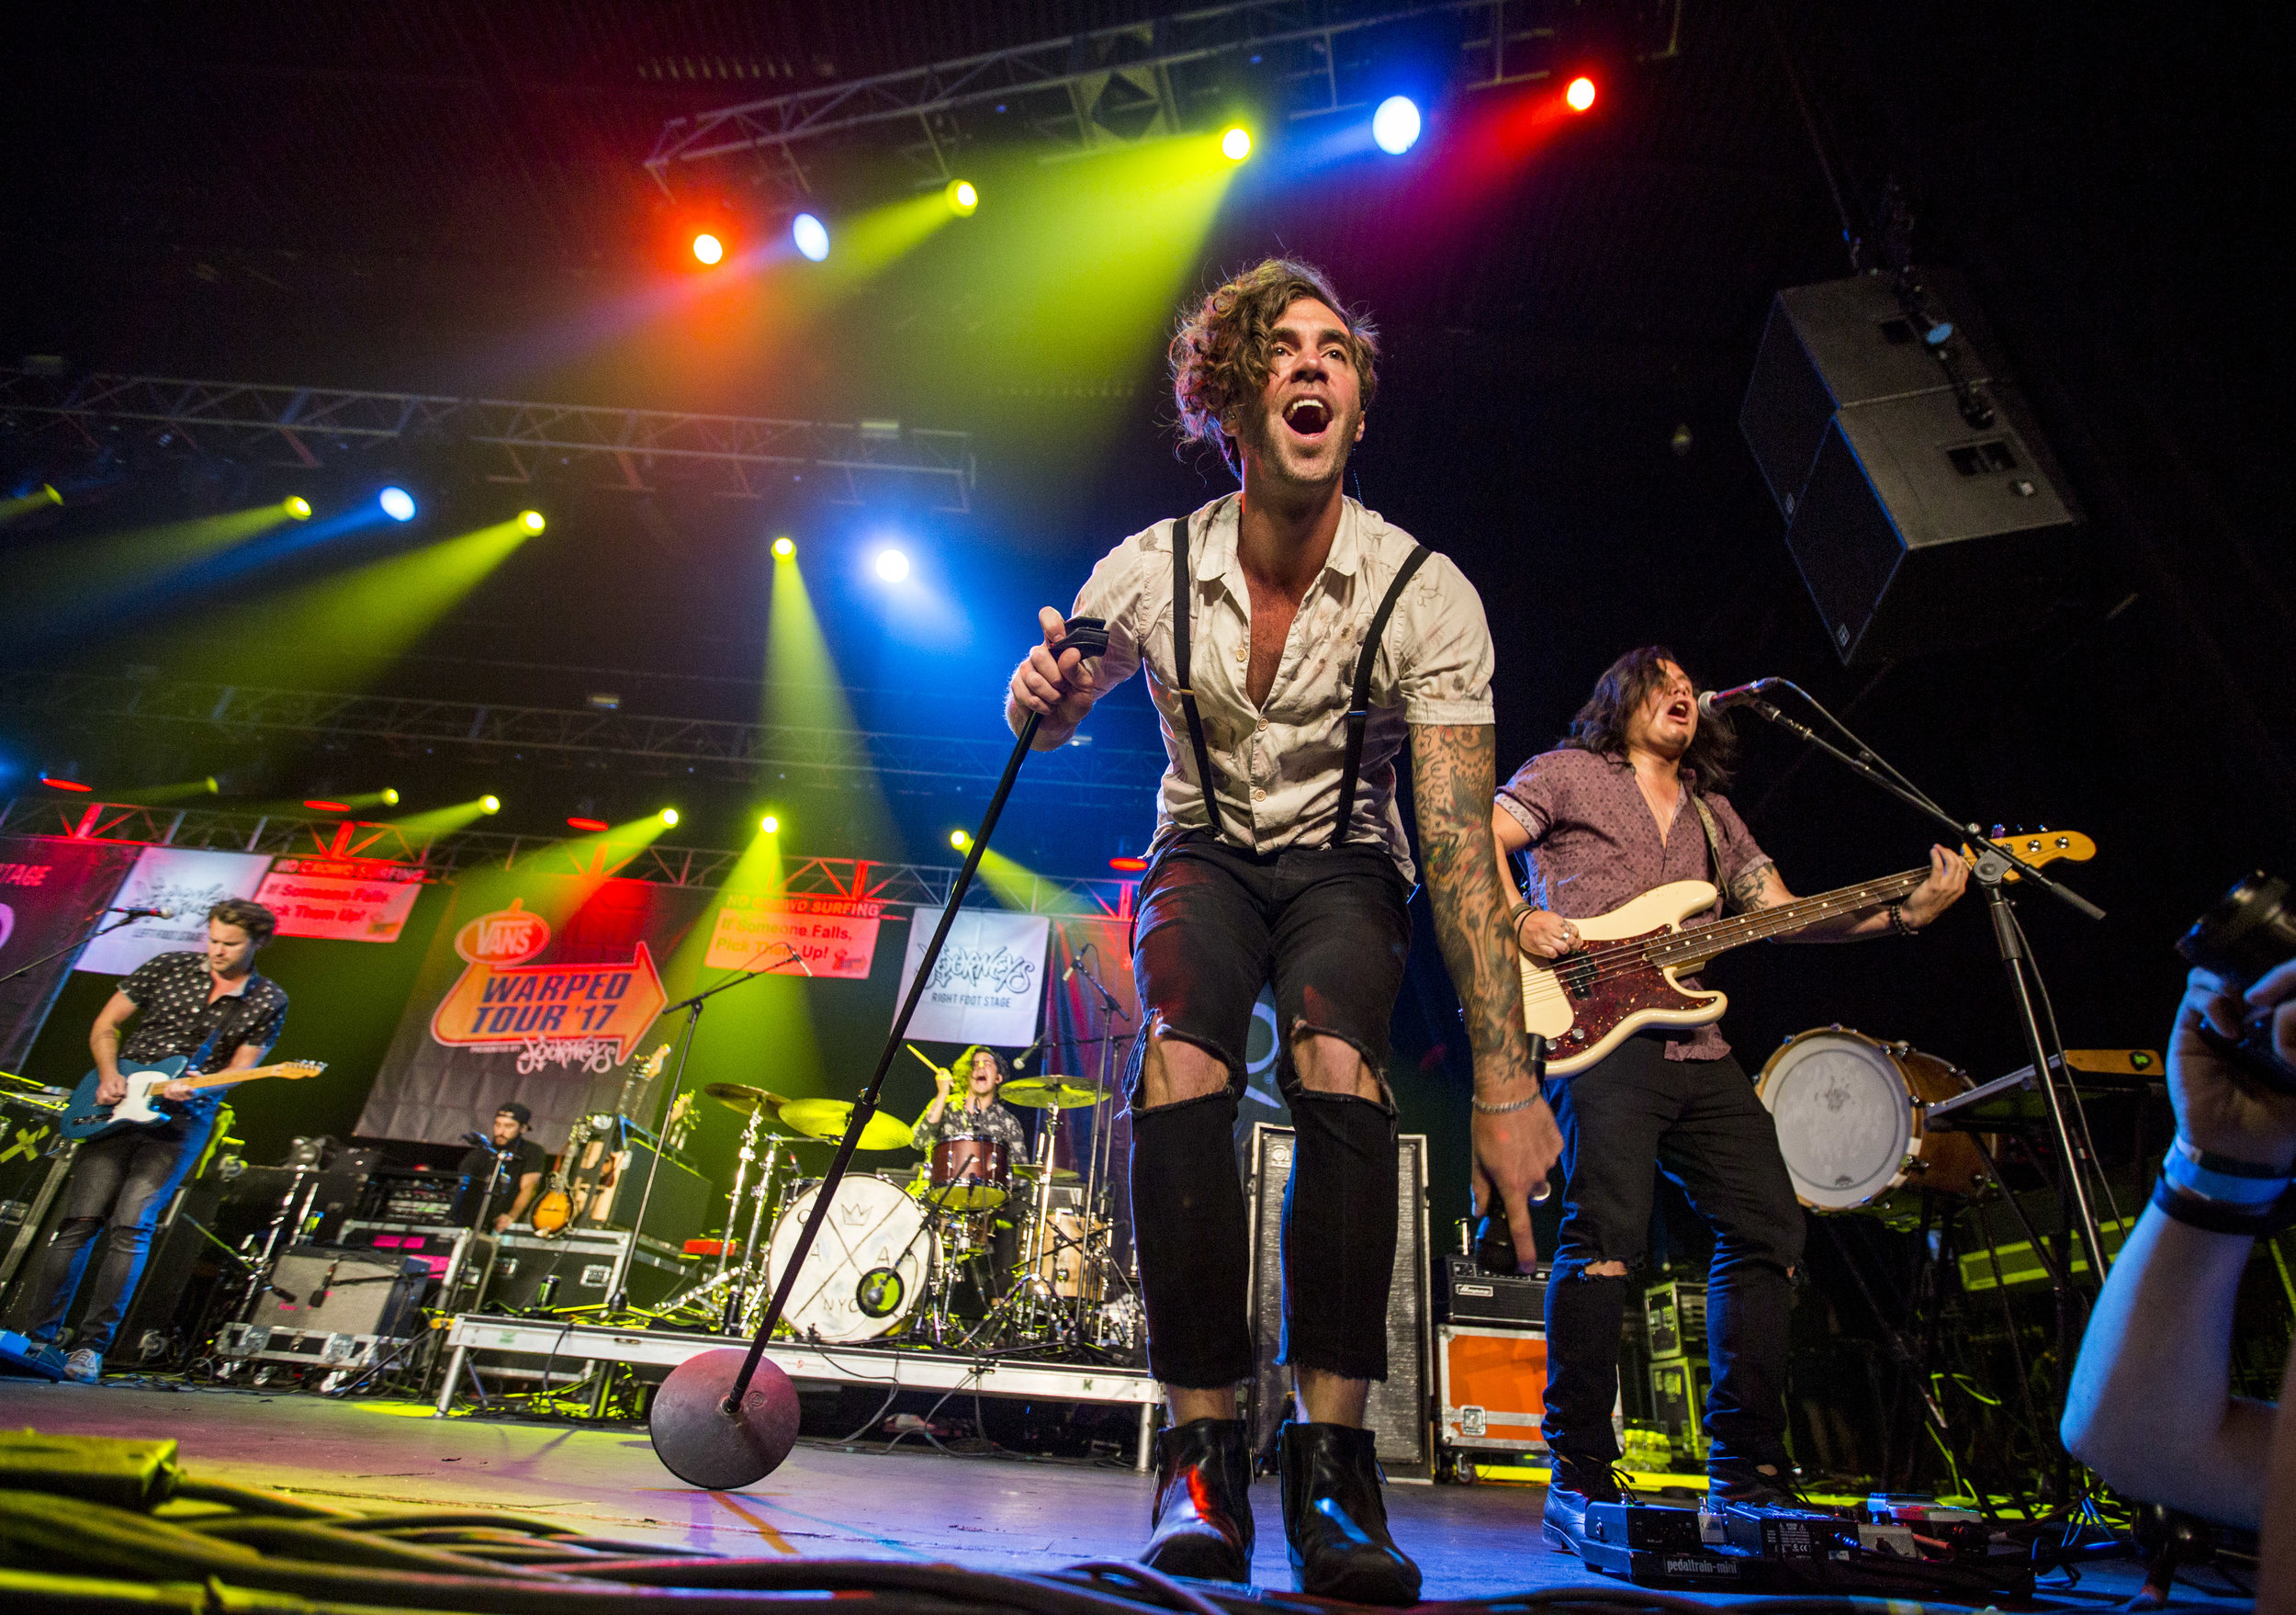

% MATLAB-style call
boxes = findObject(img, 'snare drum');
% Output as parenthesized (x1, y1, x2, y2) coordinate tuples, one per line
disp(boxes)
(929, 1136, 1010, 1212)
(764, 1175, 934, 1341)
(1757, 1027, 1989, 1219)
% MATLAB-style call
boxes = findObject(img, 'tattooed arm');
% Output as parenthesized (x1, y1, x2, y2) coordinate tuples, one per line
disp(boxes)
(1412, 722, 1564, 1271)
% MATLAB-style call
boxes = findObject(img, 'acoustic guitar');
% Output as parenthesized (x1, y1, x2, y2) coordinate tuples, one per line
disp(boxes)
(61, 1056, 326, 1144)
(1520, 830, 2095, 1077)
(531, 1043, 668, 1235)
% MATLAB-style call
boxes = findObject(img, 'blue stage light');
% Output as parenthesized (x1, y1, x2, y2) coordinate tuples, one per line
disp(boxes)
(793, 213, 830, 262)
(379, 486, 416, 522)
(873, 548, 911, 582)
(1372, 96, 1422, 155)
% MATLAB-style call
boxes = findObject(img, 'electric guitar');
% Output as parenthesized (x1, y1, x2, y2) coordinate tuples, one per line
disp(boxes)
(1520, 830, 2095, 1077)
(532, 1044, 667, 1235)
(61, 1056, 327, 1143)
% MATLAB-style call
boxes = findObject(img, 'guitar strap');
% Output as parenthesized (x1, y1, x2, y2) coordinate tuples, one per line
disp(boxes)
(1689, 793, 1739, 913)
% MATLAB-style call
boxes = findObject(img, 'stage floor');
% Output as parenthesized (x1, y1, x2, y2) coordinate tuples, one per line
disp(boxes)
(0, 1376, 2241, 1608)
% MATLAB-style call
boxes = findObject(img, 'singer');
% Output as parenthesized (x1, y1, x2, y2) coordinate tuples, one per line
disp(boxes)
(1491, 647, 1966, 1544)
(19, 898, 288, 1383)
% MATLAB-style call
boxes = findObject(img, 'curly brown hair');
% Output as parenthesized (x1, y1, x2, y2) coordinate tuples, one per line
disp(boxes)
(1168, 258, 1379, 473)
(1559, 645, 1738, 796)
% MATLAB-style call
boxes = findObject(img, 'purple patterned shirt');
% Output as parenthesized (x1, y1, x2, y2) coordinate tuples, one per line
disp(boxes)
(1496, 748, 1773, 1061)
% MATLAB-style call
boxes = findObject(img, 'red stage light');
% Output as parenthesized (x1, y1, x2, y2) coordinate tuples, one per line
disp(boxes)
(1565, 75, 1597, 112)
(1109, 855, 1149, 873)
(304, 799, 350, 813)
(692, 232, 725, 265)
(567, 816, 609, 833)
(40, 775, 91, 792)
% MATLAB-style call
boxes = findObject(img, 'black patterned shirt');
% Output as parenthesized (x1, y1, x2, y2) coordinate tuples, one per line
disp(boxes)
(118, 951, 289, 1077)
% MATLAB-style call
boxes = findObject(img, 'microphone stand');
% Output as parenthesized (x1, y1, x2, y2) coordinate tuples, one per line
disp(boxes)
(606, 941, 810, 1318)
(0, 911, 141, 988)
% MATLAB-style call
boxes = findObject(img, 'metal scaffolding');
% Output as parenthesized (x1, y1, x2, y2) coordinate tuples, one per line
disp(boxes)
(0, 670, 1164, 798)
(0, 369, 974, 511)
(0, 796, 1138, 916)
(645, 0, 1680, 198)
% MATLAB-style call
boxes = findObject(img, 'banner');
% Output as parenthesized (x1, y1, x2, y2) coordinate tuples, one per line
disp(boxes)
(894, 908, 1051, 1047)
(703, 892, 882, 979)
(73, 847, 272, 977)
(256, 856, 426, 943)
(0, 836, 140, 1069)
(358, 874, 712, 1149)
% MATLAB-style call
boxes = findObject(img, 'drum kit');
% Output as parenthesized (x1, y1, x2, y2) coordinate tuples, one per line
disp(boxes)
(655, 1065, 1137, 1358)
(1756, 1025, 1993, 1226)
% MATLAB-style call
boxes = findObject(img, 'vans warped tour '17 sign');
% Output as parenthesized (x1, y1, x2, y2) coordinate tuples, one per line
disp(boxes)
(358, 874, 708, 1150)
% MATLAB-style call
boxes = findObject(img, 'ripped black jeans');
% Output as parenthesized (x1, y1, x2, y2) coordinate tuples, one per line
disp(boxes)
(1542, 1035, 1806, 1469)
(1126, 830, 1412, 1389)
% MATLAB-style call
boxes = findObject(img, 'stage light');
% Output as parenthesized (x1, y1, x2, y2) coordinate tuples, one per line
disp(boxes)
(378, 486, 416, 522)
(946, 179, 978, 217)
(204, 776, 219, 795)
(760, 813, 780, 835)
(772, 536, 795, 558)
(873, 548, 911, 582)
(567, 816, 609, 833)
(304, 799, 350, 813)
(1221, 126, 1253, 162)
(950, 829, 971, 851)
(381, 787, 400, 806)
(1372, 96, 1422, 155)
(692, 232, 725, 265)
(40, 775, 91, 792)
(519, 510, 546, 534)
(479, 794, 501, 815)
(283, 495, 312, 521)
(793, 213, 830, 262)
(1566, 75, 1597, 112)
(658, 807, 681, 828)
(1109, 855, 1149, 873)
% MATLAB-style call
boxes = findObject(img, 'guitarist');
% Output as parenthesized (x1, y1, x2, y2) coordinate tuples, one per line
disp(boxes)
(23, 898, 288, 1383)
(1490, 648, 1966, 1541)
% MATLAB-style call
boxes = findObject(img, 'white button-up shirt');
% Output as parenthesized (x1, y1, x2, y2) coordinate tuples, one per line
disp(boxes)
(1062, 493, 1496, 882)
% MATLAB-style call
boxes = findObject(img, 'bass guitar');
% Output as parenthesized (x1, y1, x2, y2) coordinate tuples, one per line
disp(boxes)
(61, 1056, 327, 1143)
(1520, 830, 2094, 1077)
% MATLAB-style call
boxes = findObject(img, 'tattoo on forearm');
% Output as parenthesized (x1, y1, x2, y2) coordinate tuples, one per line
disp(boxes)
(1728, 864, 1774, 913)
(1412, 723, 1528, 1079)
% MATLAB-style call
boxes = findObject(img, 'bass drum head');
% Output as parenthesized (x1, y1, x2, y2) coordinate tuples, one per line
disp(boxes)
(1759, 1030, 1914, 1211)
(766, 1175, 930, 1342)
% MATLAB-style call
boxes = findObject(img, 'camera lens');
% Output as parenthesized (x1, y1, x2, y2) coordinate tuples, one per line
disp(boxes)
(2178, 873, 2296, 990)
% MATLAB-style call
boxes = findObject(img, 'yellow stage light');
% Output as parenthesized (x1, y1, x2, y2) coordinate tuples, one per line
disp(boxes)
(1222, 126, 1253, 161)
(519, 510, 546, 534)
(950, 829, 971, 851)
(284, 495, 312, 520)
(760, 813, 780, 834)
(947, 178, 979, 217)
(381, 787, 400, 806)
(659, 807, 681, 828)
(772, 536, 795, 558)
(479, 795, 501, 815)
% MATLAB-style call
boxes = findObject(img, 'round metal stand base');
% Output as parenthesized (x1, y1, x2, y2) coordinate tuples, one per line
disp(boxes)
(648, 1348, 801, 1490)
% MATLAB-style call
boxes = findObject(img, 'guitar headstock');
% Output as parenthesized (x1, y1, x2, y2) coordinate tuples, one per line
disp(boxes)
(273, 1060, 327, 1081)
(639, 1044, 670, 1081)
(1972, 828, 2096, 878)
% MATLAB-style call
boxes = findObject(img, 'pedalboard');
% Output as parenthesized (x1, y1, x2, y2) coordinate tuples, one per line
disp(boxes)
(1566, 1498, 2034, 1597)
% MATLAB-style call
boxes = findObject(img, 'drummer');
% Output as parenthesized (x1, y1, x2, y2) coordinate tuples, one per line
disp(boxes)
(913, 1046, 1030, 1157)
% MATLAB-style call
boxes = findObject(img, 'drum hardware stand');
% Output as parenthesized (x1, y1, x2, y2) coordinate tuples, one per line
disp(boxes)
(605, 941, 810, 1318)
(1734, 683, 2110, 1507)
(649, 616, 1112, 1489)
(1066, 946, 1130, 1338)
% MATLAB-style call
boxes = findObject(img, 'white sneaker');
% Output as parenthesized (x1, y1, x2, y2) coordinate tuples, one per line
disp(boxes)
(62, 1349, 102, 1384)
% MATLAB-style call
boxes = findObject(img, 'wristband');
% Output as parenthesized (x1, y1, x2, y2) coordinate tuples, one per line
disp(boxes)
(2150, 1176, 2296, 1237)
(1886, 901, 1916, 938)
(2161, 1135, 2292, 1207)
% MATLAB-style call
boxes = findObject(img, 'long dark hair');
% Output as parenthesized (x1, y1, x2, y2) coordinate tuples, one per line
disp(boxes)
(1559, 645, 1737, 795)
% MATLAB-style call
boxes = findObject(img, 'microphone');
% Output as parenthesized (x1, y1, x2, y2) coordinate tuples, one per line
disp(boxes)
(460, 1131, 499, 1152)
(1696, 679, 1780, 719)
(109, 905, 176, 920)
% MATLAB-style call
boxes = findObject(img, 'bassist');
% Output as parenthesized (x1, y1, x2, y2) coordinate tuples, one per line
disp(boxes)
(24, 898, 288, 1383)
(1491, 649, 1964, 1539)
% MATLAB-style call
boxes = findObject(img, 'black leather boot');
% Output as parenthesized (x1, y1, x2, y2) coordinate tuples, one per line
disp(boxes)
(1142, 1417, 1255, 1582)
(1278, 1422, 1422, 1605)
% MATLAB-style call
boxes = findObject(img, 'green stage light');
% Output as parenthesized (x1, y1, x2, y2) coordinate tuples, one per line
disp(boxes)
(388, 796, 501, 838)
(480, 795, 501, 815)
(947, 178, 979, 217)
(0, 484, 63, 525)
(659, 807, 681, 828)
(1222, 125, 1253, 161)
(381, 786, 400, 806)
(284, 495, 312, 521)
(772, 536, 795, 558)
(519, 509, 546, 534)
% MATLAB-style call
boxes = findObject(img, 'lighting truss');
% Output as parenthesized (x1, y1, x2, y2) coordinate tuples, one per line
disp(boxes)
(645, 0, 1683, 198)
(0, 796, 1139, 916)
(0, 670, 1163, 798)
(0, 369, 974, 511)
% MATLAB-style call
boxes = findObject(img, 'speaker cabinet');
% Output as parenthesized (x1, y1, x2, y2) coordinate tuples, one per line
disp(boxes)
(1741, 271, 2080, 664)
(1244, 1124, 1433, 1479)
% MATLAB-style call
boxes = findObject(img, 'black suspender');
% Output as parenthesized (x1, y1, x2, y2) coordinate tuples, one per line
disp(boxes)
(1328, 543, 1430, 849)
(1168, 509, 1430, 852)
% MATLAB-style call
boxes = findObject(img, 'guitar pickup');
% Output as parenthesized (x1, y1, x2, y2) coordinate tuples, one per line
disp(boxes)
(1559, 954, 1597, 999)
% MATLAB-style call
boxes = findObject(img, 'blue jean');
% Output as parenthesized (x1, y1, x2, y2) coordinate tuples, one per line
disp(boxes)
(1540, 1036, 1804, 1468)
(29, 1122, 209, 1354)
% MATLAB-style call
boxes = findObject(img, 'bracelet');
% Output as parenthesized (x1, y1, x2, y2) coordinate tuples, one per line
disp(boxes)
(1886, 901, 1917, 938)
(2151, 1176, 2296, 1237)
(1471, 1091, 1544, 1115)
(2161, 1135, 2292, 1207)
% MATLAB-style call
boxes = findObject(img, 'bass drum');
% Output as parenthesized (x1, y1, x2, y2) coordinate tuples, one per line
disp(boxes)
(1757, 1027, 1988, 1219)
(764, 1175, 933, 1342)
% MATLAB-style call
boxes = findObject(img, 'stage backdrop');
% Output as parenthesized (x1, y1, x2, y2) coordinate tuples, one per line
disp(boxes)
(73, 846, 272, 976)
(357, 866, 713, 1150)
(894, 908, 1050, 1046)
(0, 836, 140, 1070)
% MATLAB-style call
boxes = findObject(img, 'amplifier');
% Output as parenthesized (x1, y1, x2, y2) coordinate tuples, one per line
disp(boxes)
(338, 1222, 493, 1313)
(1436, 1324, 1548, 1457)
(1643, 1277, 1706, 1358)
(245, 1245, 426, 1344)
(220, 1165, 370, 1245)
(488, 1229, 688, 1315)
(1245, 1125, 1432, 1479)
(1438, 1254, 1548, 1327)
(0, 1094, 69, 1291)
(1649, 1354, 1712, 1464)
(576, 1135, 712, 1246)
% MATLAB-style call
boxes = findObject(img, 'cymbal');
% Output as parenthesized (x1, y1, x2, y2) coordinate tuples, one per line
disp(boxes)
(775, 1098, 915, 1151)
(1012, 1163, 1081, 1182)
(701, 1082, 790, 1115)
(1001, 1077, 1109, 1110)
